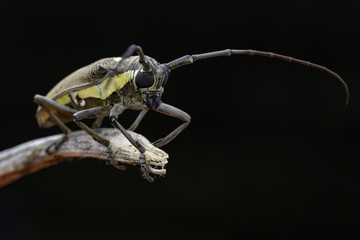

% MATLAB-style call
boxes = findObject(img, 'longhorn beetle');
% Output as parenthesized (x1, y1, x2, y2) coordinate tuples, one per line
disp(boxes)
(34, 44, 349, 182)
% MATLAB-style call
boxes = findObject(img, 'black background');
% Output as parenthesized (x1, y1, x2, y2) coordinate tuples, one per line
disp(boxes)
(1, 0, 359, 239)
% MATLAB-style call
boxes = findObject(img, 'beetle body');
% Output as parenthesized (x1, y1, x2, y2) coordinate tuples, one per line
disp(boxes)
(36, 56, 169, 128)
(34, 44, 348, 182)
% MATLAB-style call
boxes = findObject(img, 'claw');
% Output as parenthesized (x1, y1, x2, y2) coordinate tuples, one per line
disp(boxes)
(106, 146, 127, 171)
(112, 164, 127, 171)
(46, 135, 68, 154)
(140, 153, 154, 182)
(105, 139, 167, 181)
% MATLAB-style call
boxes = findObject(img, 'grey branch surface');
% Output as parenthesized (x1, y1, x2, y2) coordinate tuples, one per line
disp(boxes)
(0, 128, 168, 187)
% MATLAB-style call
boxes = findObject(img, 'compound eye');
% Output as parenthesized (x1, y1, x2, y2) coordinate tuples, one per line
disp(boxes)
(162, 75, 169, 87)
(135, 71, 154, 88)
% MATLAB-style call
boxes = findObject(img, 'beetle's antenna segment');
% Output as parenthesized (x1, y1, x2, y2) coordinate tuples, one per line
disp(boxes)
(110, 44, 151, 76)
(166, 49, 349, 105)
(130, 45, 151, 71)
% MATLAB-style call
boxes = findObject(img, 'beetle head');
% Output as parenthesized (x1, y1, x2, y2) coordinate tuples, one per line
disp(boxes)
(133, 57, 169, 109)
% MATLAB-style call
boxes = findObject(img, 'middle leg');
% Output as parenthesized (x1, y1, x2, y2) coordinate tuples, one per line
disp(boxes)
(73, 105, 128, 170)
(109, 103, 153, 182)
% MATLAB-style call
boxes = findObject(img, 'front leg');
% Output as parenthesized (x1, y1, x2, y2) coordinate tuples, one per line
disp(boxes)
(153, 103, 191, 148)
(109, 103, 153, 182)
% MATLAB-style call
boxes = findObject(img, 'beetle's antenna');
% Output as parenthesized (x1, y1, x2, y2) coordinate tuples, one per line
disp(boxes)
(129, 45, 151, 71)
(110, 44, 151, 76)
(166, 49, 349, 105)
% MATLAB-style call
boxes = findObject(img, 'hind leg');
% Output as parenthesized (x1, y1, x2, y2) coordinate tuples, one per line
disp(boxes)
(34, 94, 77, 152)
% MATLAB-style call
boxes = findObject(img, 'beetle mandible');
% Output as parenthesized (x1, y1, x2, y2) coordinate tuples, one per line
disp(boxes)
(34, 44, 349, 182)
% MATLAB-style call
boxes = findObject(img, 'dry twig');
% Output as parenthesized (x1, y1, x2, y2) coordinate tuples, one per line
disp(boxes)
(0, 128, 168, 187)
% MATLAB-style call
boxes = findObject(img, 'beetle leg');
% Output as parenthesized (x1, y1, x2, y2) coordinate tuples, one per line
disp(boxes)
(91, 116, 104, 129)
(73, 106, 111, 147)
(34, 95, 76, 135)
(34, 94, 77, 152)
(153, 103, 191, 148)
(110, 103, 153, 182)
(72, 106, 128, 170)
(127, 109, 148, 131)
(110, 44, 150, 77)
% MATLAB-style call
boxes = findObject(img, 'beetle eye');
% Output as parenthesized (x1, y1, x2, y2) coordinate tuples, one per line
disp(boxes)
(162, 75, 169, 87)
(135, 71, 154, 88)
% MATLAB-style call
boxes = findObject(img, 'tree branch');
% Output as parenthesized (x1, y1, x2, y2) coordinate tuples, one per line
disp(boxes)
(0, 128, 168, 187)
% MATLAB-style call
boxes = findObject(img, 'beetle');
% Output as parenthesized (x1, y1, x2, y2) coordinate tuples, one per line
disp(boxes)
(34, 44, 349, 182)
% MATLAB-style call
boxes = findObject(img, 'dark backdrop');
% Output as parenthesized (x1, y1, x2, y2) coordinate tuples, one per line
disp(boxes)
(1, 1, 359, 239)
